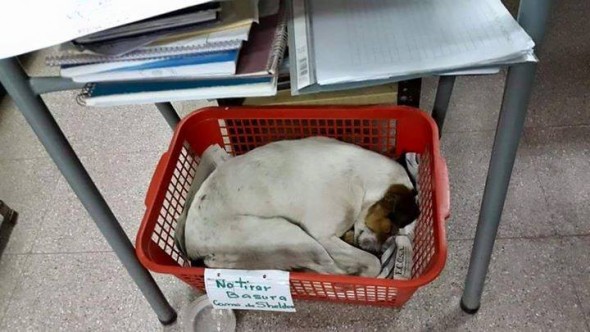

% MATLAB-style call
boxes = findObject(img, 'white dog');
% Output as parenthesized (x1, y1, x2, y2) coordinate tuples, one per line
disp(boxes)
(175, 137, 418, 277)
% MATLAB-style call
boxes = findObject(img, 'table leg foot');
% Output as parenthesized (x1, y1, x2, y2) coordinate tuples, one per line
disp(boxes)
(460, 298, 479, 315)
(159, 311, 178, 326)
(0, 200, 18, 225)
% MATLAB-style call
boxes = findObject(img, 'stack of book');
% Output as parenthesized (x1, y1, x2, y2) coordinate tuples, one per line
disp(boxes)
(46, 0, 287, 107)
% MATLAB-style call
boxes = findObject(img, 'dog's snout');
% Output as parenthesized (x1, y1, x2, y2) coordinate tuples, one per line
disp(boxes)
(357, 230, 381, 255)
(359, 238, 380, 255)
(359, 237, 370, 248)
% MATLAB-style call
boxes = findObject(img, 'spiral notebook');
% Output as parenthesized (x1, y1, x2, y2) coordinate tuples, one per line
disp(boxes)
(67, 49, 240, 83)
(78, 76, 276, 106)
(47, 39, 243, 68)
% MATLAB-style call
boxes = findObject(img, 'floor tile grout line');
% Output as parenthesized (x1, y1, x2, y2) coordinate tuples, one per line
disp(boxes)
(522, 128, 576, 237)
(73, 146, 169, 160)
(448, 232, 590, 242)
(0, 147, 168, 164)
(26, 250, 115, 256)
(28, 176, 71, 255)
(435, 122, 590, 137)
(7, 249, 115, 256)
(441, 128, 497, 135)
(524, 123, 590, 131)
(0, 156, 53, 163)
(9, 167, 65, 256)
(0, 254, 32, 329)
(567, 272, 590, 332)
(561, 235, 590, 331)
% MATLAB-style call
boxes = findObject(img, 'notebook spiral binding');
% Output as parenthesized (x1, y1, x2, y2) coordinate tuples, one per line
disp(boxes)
(266, 6, 289, 73)
(46, 39, 242, 67)
(76, 83, 96, 106)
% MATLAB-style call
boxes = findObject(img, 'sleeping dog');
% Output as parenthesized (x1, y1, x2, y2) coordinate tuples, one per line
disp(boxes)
(175, 137, 419, 277)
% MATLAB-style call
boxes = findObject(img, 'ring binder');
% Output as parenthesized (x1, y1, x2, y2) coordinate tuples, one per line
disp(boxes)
(76, 83, 96, 106)
(266, 6, 288, 76)
(46, 40, 242, 66)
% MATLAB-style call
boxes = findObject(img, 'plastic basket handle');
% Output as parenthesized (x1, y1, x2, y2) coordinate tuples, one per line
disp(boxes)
(145, 152, 171, 207)
(437, 156, 451, 220)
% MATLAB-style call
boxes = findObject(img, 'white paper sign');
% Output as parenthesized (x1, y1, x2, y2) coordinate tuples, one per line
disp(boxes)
(204, 269, 295, 312)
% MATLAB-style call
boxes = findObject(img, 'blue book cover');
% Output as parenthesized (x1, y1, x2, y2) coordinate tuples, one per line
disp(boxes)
(90, 76, 272, 97)
(106, 49, 240, 72)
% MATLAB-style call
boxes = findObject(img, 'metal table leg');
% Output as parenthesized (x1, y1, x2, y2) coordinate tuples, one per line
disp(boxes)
(461, 0, 553, 313)
(432, 75, 456, 135)
(155, 102, 181, 129)
(0, 57, 177, 325)
(0, 200, 18, 225)
(397, 78, 422, 107)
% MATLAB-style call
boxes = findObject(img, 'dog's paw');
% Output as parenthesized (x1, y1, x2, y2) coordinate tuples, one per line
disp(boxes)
(342, 230, 355, 245)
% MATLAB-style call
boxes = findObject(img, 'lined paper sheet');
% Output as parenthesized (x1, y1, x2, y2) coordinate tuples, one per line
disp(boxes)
(310, 0, 535, 85)
(0, 0, 216, 59)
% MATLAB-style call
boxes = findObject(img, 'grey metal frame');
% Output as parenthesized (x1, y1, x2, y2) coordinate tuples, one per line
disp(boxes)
(155, 102, 181, 129)
(431, 75, 456, 135)
(0, 0, 551, 322)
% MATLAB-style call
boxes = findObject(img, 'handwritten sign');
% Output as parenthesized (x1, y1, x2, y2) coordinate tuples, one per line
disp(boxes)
(204, 269, 295, 312)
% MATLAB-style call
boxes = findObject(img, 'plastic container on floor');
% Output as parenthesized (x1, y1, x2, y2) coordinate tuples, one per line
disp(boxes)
(136, 105, 450, 307)
(182, 295, 236, 332)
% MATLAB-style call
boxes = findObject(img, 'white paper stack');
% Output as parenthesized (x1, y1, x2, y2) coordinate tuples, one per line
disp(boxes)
(289, 0, 536, 95)
(0, 0, 221, 59)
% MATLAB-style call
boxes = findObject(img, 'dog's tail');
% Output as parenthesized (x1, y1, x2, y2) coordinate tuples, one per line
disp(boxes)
(174, 209, 189, 258)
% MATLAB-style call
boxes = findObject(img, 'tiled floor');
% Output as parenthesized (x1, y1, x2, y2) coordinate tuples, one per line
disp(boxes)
(1, 1, 589, 331)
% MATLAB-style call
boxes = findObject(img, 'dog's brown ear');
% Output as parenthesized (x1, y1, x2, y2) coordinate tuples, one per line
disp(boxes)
(381, 184, 411, 206)
(382, 184, 420, 229)
(365, 185, 419, 244)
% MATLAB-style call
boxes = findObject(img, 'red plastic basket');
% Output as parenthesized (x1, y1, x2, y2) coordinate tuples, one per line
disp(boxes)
(136, 105, 449, 307)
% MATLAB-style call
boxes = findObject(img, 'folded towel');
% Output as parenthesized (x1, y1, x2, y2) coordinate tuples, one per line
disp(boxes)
(378, 230, 414, 279)
(399, 220, 416, 242)
(390, 235, 412, 279)
(405, 152, 419, 184)
(378, 237, 398, 278)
